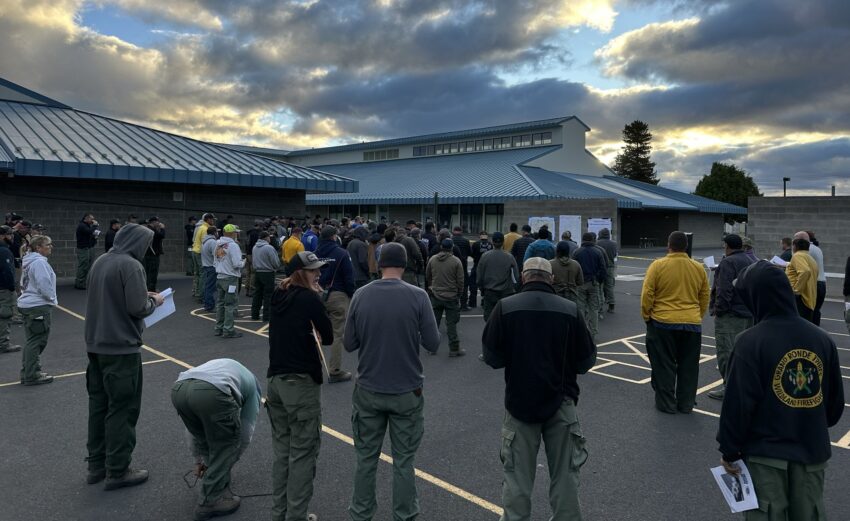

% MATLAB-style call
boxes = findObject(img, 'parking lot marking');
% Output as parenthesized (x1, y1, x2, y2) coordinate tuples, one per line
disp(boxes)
(837, 430, 850, 449)
(696, 379, 724, 395)
(0, 358, 170, 388)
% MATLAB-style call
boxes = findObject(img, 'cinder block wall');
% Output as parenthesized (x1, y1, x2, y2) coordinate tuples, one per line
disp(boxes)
(1, 177, 305, 277)
(678, 212, 724, 249)
(748, 196, 849, 273)
(503, 198, 619, 240)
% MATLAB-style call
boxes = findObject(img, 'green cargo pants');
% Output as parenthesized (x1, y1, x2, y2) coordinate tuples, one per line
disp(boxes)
(171, 379, 242, 505)
(192, 252, 203, 298)
(603, 265, 616, 307)
(86, 352, 143, 476)
(0, 289, 13, 350)
(251, 271, 275, 321)
(75, 247, 95, 289)
(215, 276, 239, 334)
(745, 456, 826, 521)
(714, 314, 752, 382)
(500, 400, 588, 521)
(267, 374, 322, 521)
(431, 295, 460, 350)
(19, 305, 52, 382)
(576, 282, 599, 337)
(645, 322, 701, 413)
(350, 385, 424, 521)
(324, 291, 350, 374)
(482, 289, 514, 322)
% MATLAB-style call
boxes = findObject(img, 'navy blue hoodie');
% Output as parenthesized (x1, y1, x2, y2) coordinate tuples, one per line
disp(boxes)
(316, 238, 356, 298)
(717, 261, 844, 464)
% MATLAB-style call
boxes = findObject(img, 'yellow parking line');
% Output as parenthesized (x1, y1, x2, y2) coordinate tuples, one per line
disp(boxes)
(835, 430, 850, 449)
(0, 358, 170, 387)
(696, 379, 724, 395)
(57, 304, 504, 516)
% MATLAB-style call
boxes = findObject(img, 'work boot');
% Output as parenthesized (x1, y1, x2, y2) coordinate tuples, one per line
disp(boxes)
(0, 345, 22, 353)
(708, 386, 725, 400)
(608, 304, 615, 313)
(307, 514, 318, 521)
(194, 494, 241, 520)
(213, 329, 223, 336)
(449, 349, 466, 358)
(328, 370, 352, 384)
(104, 468, 149, 491)
(87, 468, 106, 485)
(222, 331, 243, 339)
(21, 372, 54, 386)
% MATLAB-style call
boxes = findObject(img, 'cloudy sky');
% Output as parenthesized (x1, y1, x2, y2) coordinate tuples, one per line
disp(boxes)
(2, 0, 848, 195)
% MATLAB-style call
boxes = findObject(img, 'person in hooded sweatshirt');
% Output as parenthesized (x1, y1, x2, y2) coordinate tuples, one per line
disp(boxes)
(214, 224, 245, 338)
(251, 231, 281, 322)
(201, 226, 218, 312)
(85, 223, 165, 490)
(549, 241, 583, 303)
(426, 238, 465, 356)
(717, 260, 844, 520)
(267, 251, 333, 521)
(17, 235, 58, 385)
(596, 228, 618, 313)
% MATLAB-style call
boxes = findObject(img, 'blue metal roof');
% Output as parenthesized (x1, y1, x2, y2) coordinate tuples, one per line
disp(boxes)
(0, 141, 12, 170)
(289, 116, 588, 157)
(520, 167, 642, 208)
(606, 176, 747, 214)
(306, 147, 558, 205)
(0, 101, 356, 193)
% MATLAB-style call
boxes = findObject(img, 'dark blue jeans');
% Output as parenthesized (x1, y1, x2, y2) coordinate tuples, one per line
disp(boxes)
(203, 266, 217, 311)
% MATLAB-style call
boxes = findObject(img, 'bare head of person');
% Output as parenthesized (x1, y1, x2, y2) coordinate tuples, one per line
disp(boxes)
(668, 231, 688, 253)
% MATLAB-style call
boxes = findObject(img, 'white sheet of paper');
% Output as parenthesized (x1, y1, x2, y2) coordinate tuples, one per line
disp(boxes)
(844, 301, 850, 312)
(528, 216, 555, 235)
(228, 285, 237, 294)
(703, 256, 717, 269)
(711, 462, 759, 513)
(587, 218, 612, 236)
(143, 288, 175, 328)
(558, 215, 581, 243)
(770, 256, 789, 267)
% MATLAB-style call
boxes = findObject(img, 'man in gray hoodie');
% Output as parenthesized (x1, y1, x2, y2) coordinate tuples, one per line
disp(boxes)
(250, 231, 280, 322)
(201, 226, 218, 312)
(84, 223, 164, 490)
(214, 224, 245, 338)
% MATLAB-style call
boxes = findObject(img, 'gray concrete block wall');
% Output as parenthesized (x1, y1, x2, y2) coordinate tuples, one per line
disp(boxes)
(678, 212, 724, 248)
(2, 177, 306, 277)
(748, 196, 850, 273)
(504, 198, 619, 240)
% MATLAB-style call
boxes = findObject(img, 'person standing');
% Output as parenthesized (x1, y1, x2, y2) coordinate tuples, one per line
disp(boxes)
(301, 224, 319, 252)
(251, 231, 281, 322)
(347, 227, 370, 289)
(778, 237, 793, 263)
(344, 242, 440, 521)
(717, 260, 844, 521)
(185, 216, 197, 275)
(214, 224, 244, 338)
(482, 257, 597, 521)
(426, 238, 465, 357)
(75, 213, 99, 289)
(17, 235, 58, 386)
(707, 234, 755, 400)
(509, 225, 534, 268)
(502, 223, 521, 254)
(845, 255, 850, 335)
(244, 220, 263, 298)
(283, 227, 305, 272)
(596, 228, 618, 313)
(396, 229, 423, 286)
(801, 231, 827, 326)
(143, 217, 166, 292)
(104, 220, 121, 253)
(85, 223, 164, 489)
(475, 232, 518, 321)
(572, 233, 607, 339)
(316, 226, 355, 383)
(201, 226, 218, 312)
(193, 213, 216, 302)
(451, 226, 472, 311)
(523, 227, 555, 262)
(267, 251, 333, 521)
(561, 231, 578, 256)
(0, 226, 20, 355)
(469, 231, 494, 308)
(641, 231, 710, 414)
(550, 241, 583, 303)
(171, 358, 262, 521)
(786, 238, 818, 322)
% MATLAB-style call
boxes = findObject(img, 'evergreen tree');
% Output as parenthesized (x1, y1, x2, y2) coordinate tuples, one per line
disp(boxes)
(694, 162, 761, 222)
(612, 120, 659, 185)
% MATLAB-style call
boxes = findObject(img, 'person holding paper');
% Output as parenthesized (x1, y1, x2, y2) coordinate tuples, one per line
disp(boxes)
(718, 260, 844, 520)
(84, 223, 164, 490)
(214, 224, 245, 338)
(267, 251, 333, 521)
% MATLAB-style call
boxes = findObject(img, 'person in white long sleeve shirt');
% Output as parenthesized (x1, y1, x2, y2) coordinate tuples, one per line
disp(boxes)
(17, 235, 58, 385)
(214, 225, 245, 338)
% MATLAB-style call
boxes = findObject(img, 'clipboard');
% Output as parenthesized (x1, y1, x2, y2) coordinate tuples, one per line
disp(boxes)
(310, 321, 331, 379)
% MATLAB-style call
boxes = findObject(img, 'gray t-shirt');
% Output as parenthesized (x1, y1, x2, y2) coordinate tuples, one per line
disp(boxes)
(344, 278, 440, 393)
(808, 243, 827, 283)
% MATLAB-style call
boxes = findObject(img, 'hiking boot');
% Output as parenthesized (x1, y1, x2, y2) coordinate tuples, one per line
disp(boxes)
(0, 345, 22, 353)
(222, 332, 243, 339)
(328, 371, 352, 384)
(449, 349, 466, 358)
(213, 329, 223, 336)
(194, 494, 241, 520)
(21, 373, 54, 386)
(708, 386, 725, 400)
(104, 468, 149, 491)
(608, 304, 615, 313)
(87, 468, 106, 485)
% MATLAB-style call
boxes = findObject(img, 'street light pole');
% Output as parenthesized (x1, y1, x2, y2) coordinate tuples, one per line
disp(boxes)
(783, 177, 790, 197)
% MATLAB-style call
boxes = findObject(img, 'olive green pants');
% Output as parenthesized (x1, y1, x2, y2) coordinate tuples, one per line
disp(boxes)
(323, 292, 349, 374)
(0, 289, 13, 350)
(575, 282, 599, 338)
(215, 276, 239, 334)
(714, 314, 752, 382)
(350, 385, 424, 521)
(171, 379, 241, 505)
(75, 247, 95, 289)
(20, 305, 52, 381)
(431, 296, 460, 350)
(745, 456, 826, 521)
(192, 252, 203, 298)
(251, 271, 275, 321)
(482, 289, 515, 322)
(267, 374, 322, 521)
(645, 322, 701, 413)
(499, 400, 587, 521)
(86, 352, 143, 476)
(603, 265, 616, 306)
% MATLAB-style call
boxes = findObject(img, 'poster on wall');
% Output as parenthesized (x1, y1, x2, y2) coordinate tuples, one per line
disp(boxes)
(558, 215, 582, 242)
(528, 216, 556, 235)
(587, 218, 613, 237)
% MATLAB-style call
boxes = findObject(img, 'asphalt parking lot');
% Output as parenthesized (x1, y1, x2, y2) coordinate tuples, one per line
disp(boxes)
(1, 247, 848, 521)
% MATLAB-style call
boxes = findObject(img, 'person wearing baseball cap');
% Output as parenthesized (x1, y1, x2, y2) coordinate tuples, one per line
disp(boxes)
(213, 223, 244, 338)
(483, 257, 596, 520)
(192, 213, 217, 301)
(266, 250, 332, 521)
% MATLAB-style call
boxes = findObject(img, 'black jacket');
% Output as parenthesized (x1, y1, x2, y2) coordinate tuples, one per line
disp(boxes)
(483, 281, 597, 423)
(510, 235, 534, 267)
(717, 261, 844, 464)
(145, 225, 166, 257)
(76, 221, 98, 249)
(0, 241, 14, 291)
(572, 242, 607, 283)
(104, 228, 118, 252)
(471, 239, 494, 269)
(184, 224, 195, 247)
(710, 250, 755, 318)
(268, 285, 334, 384)
(451, 234, 471, 269)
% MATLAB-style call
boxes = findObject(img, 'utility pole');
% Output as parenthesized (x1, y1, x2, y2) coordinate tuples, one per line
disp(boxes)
(782, 177, 790, 197)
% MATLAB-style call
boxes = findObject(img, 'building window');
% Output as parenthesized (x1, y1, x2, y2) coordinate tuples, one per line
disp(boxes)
(484, 204, 503, 234)
(520, 134, 531, 146)
(541, 132, 552, 144)
(328, 205, 343, 220)
(483, 139, 492, 150)
(407, 128, 554, 160)
(427, 145, 435, 155)
(363, 148, 399, 161)
(475, 140, 483, 151)
(435, 144, 444, 155)
(450, 143, 458, 153)
(460, 204, 483, 234)
(465, 141, 474, 151)
(500, 137, 512, 149)
(413, 146, 424, 157)
(511, 136, 521, 147)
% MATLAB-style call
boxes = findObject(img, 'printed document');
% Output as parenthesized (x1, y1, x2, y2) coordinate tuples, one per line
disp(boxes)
(144, 288, 175, 327)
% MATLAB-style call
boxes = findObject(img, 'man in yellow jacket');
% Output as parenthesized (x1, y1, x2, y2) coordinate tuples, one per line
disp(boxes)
(640, 231, 709, 414)
(192, 213, 215, 302)
(785, 237, 818, 322)
(282, 227, 305, 275)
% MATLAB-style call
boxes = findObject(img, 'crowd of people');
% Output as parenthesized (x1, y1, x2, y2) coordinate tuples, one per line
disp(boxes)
(1, 208, 848, 521)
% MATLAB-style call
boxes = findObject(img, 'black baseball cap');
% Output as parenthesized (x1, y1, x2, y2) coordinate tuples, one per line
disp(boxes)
(287, 251, 327, 272)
